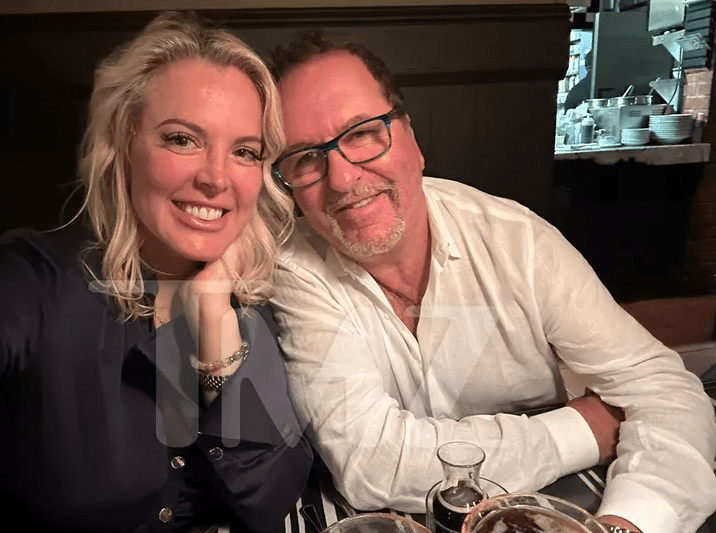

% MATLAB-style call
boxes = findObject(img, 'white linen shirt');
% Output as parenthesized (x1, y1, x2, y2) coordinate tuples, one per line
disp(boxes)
(272, 177, 716, 533)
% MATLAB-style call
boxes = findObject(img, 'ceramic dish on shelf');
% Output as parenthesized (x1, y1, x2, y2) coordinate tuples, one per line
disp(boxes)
(597, 136, 621, 148)
(620, 128, 650, 146)
(649, 114, 694, 144)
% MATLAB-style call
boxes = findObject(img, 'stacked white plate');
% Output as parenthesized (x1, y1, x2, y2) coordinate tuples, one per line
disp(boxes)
(621, 128, 650, 146)
(649, 114, 694, 144)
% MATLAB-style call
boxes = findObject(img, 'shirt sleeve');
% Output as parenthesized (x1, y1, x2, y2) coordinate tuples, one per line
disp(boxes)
(211, 308, 312, 533)
(154, 307, 313, 533)
(534, 406, 600, 473)
(273, 251, 587, 513)
(533, 219, 716, 533)
(0, 229, 58, 380)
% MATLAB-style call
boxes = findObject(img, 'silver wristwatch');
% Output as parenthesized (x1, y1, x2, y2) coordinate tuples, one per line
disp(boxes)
(604, 525, 639, 533)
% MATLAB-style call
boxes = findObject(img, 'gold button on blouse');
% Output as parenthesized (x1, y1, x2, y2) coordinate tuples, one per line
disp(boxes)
(170, 456, 185, 469)
(209, 447, 224, 461)
(158, 507, 173, 523)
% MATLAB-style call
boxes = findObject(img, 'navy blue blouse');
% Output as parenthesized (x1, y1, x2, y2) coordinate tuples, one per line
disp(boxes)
(0, 224, 312, 533)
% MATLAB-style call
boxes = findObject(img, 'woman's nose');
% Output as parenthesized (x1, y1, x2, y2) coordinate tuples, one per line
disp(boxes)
(325, 149, 362, 192)
(195, 152, 228, 194)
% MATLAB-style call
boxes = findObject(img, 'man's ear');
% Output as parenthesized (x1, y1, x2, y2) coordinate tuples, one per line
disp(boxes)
(402, 113, 425, 171)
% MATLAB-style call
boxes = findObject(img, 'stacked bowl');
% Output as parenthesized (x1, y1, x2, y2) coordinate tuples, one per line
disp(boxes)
(621, 128, 650, 146)
(649, 114, 694, 144)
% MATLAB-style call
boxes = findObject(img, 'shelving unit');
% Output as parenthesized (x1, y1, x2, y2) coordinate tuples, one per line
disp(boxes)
(553, 142, 711, 165)
(557, 31, 584, 108)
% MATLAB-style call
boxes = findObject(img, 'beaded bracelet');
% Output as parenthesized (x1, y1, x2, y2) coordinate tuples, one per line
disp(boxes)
(190, 341, 250, 372)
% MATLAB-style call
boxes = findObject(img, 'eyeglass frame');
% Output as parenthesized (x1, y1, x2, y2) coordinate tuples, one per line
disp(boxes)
(272, 108, 404, 190)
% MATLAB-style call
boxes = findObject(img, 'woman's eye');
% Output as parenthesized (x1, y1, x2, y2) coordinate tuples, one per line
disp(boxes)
(234, 147, 261, 164)
(162, 133, 196, 149)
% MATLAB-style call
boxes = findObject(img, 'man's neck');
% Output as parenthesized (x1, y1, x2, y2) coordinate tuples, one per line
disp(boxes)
(360, 217, 432, 336)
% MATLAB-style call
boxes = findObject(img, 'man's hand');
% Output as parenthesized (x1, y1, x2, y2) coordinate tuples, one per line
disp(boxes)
(567, 388, 624, 464)
(568, 393, 641, 532)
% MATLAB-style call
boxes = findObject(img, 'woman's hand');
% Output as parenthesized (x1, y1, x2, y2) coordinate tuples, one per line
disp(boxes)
(179, 241, 243, 372)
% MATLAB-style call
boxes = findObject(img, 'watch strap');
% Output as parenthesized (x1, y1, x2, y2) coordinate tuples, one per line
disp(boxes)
(604, 525, 639, 533)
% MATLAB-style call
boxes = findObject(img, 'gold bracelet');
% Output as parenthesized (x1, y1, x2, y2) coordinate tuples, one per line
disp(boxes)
(190, 341, 250, 372)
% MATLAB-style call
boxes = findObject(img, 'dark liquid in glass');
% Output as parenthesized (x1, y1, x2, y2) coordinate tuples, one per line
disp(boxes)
(432, 482, 485, 531)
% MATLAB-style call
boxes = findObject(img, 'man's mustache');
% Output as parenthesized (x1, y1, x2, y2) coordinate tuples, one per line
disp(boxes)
(325, 182, 397, 215)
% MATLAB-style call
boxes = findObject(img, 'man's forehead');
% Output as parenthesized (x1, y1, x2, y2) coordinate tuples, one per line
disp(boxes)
(278, 51, 380, 104)
(278, 51, 390, 148)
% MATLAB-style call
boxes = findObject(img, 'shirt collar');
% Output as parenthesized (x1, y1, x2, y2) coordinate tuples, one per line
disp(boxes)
(423, 179, 462, 266)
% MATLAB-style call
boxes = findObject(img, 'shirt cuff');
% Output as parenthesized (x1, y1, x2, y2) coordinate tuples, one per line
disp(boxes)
(534, 406, 599, 476)
(596, 477, 678, 533)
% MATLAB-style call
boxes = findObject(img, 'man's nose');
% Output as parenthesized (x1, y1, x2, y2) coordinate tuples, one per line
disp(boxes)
(325, 149, 361, 192)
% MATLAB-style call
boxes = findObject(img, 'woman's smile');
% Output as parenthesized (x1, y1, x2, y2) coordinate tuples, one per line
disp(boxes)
(129, 57, 264, 273)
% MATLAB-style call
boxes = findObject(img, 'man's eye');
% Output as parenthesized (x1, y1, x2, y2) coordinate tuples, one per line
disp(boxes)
(343, 125, 382, 146)
(295, 150, 322, 169)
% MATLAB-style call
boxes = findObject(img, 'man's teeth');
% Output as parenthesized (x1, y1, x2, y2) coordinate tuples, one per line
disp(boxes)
(349, 196, 375, 209)
(180, 203, 223, 221)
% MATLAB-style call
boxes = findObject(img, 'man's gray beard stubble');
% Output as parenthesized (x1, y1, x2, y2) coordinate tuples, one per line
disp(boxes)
(327, 212, 406, 262)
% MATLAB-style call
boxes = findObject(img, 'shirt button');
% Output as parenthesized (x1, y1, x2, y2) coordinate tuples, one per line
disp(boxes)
(170, 456, 185, 469)
(209, 447, 224, 461)
(158, 507, 173, 522)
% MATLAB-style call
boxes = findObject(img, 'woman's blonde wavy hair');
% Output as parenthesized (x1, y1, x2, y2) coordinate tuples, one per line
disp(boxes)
(77, 11, 294, 321)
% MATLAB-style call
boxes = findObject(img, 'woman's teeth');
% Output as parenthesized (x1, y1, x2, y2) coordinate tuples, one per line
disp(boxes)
(178, 203, 223, 221)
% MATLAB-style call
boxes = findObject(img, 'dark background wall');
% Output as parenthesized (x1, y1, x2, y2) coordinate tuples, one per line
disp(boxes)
(0, 5, 571, 235)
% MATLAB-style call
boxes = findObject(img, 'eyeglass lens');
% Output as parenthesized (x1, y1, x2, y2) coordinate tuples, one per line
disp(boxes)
(278, 117, 391, 188)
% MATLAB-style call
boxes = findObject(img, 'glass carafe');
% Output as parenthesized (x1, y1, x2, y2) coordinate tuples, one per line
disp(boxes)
(426, 442, 487, 533)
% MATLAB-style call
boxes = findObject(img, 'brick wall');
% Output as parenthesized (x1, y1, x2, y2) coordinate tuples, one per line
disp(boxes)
(683, 68, 713, 122)
(681, 31, 716, 295)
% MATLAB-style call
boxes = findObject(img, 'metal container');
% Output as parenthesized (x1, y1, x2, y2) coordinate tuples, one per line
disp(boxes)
(634, 95, 653, 105)
(608, 96, 637, 107)
(590, 104, 667, 142)
(587, 98, 609, 109)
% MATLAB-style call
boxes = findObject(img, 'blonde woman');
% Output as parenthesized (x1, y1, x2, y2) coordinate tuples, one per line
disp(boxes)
(0, 12, 311, 533)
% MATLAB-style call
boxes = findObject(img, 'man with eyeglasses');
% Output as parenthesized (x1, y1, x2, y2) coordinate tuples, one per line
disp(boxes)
(268, 31, 716, 533)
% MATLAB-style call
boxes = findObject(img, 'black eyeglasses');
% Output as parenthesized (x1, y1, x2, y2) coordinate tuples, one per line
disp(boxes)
(272, 109, 402, 190)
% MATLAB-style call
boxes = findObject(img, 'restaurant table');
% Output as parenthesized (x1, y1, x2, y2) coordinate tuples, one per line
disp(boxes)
(284, 376, 716, 533)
